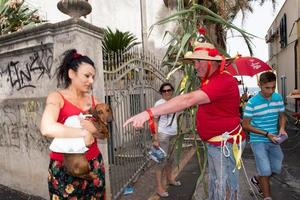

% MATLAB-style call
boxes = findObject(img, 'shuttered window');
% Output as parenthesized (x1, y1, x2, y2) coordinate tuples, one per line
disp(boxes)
(280, 13, 287, 48)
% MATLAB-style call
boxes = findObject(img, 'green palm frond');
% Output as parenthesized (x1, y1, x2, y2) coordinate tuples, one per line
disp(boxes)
(102, 27, 141, 54)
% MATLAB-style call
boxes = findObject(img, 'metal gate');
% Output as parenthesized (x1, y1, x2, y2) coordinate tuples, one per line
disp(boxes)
(103, 48, 168, 199)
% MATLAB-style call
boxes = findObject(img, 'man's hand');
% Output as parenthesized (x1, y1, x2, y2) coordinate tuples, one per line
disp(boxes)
(267, 133, 277, 144)
(279, 128, 288, 135)
(123, 111, 150, 128)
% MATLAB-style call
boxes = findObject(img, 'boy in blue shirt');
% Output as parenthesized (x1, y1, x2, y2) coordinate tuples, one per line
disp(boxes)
(242, 71, 287, 200)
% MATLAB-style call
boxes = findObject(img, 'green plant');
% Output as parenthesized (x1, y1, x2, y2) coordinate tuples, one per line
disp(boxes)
(102, 27, 141, 54)
(0, 0, 43, 35)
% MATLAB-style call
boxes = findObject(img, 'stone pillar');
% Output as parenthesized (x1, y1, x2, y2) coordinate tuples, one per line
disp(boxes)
(0, 19, 111, 199)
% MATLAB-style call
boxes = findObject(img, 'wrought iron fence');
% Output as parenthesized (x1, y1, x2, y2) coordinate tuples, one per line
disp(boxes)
(103, 47, 168, 199)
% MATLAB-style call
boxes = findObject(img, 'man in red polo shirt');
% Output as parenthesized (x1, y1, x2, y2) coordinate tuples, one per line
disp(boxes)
(124, 42, 245, 200)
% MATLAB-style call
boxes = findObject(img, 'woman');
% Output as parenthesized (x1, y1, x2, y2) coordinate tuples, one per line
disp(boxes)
(153, 83, 181, 198)
(40, 49, 105, 199)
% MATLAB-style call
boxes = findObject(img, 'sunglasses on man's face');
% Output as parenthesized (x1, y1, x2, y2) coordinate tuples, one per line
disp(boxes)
(162, 89, 173, 93)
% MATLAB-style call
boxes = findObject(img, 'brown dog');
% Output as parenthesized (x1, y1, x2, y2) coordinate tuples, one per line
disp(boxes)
(63, 103, 113, 179)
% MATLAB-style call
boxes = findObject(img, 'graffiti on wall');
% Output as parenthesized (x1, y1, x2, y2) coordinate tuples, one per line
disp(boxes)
(0, 46, 53, 91)
(0, 99, 50, 153)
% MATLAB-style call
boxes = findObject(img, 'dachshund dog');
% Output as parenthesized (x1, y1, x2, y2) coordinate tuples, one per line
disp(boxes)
(63, 103, 113, 179)
(88, 103, 113, 139)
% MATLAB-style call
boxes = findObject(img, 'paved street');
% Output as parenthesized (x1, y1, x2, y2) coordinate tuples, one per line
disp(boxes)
(0, 184, 44, 200)
(192, 113, 300, 200)
(1, 113, 300, 200)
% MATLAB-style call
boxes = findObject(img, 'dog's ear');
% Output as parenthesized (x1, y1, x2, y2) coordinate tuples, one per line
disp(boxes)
(104, 104, 113, 122)
(88, 107, 97, 118)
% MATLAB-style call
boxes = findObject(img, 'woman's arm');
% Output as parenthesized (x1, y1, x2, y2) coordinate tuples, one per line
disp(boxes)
(152, 117, 160, 147)
(123, 89, 210, 128)
(40, 91, 87, 138)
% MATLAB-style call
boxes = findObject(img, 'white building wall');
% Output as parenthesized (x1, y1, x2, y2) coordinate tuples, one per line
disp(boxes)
(0, 19, 105, 199)
(27, 0, 174, 57)
(267, 0, 299, 100)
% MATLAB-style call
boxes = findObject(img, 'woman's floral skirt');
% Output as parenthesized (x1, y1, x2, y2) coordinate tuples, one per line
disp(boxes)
(48, 154, 105, 200)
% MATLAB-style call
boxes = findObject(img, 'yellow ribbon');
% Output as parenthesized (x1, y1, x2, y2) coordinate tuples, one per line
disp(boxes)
(208, 125, 243, 170)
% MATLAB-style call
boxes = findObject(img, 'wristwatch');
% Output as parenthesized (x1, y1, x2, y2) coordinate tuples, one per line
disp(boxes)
(265, 132, 269, 137)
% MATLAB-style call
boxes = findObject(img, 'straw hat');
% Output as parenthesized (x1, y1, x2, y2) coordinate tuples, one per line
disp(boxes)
(287, 89, 300, 99)
(184, 42, 232, 61)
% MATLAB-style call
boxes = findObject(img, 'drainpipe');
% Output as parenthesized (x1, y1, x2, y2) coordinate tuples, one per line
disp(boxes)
(281, 76, 287, 104)
(140, 0, 148, 54)
(294, 39, 298, 89)
(293, 39, 299, 112)
(139, 0, 147, 149)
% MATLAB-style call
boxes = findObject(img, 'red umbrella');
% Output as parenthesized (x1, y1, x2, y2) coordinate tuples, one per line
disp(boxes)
(226, 56, 272, 76)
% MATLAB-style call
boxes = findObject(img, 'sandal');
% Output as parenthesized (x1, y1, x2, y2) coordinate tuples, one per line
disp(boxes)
(169, 180, 181, 186)
(157, 191, 169, 198)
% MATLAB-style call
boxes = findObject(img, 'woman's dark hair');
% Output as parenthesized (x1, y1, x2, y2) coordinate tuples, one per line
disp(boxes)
(56, 49, 95, 88)
(159, 82, 174, 94)
(259, 71, 276, 84)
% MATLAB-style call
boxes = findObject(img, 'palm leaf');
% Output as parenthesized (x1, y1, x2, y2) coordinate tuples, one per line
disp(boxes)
(102, 27, 140, 54)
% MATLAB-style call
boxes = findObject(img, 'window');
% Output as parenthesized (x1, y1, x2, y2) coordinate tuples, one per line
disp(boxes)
(279, 13, 287, 48)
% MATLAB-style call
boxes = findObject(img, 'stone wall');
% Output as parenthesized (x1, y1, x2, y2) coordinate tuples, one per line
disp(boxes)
(0, 19, 107, 198)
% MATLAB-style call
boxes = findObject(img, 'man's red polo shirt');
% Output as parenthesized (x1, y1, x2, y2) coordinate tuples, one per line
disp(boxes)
(196, 70, 245, 145)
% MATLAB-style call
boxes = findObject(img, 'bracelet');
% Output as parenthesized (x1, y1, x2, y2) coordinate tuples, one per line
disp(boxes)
(146, 109, 156, 135)
(265, 132, 269, 137)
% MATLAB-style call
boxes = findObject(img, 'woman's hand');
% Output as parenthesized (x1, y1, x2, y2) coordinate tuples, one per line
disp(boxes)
(123, 111, 149, 128)
(152, 139, 160, 148)
(81, 120, 97, 146)
(82, 129, 95, 147)
(80, 119, 97, 134)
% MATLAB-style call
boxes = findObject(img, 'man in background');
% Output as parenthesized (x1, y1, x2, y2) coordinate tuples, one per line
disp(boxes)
(242, 71, 287, 200)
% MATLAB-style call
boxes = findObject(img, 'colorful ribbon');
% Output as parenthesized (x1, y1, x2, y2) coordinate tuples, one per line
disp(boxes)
(208, 125, 243, 170)
(146, 109, 156, 135)
(73, 52, 81, 59)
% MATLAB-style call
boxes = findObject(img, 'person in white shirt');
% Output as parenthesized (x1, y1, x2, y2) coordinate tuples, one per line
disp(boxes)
(153, 82, 181, 198)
